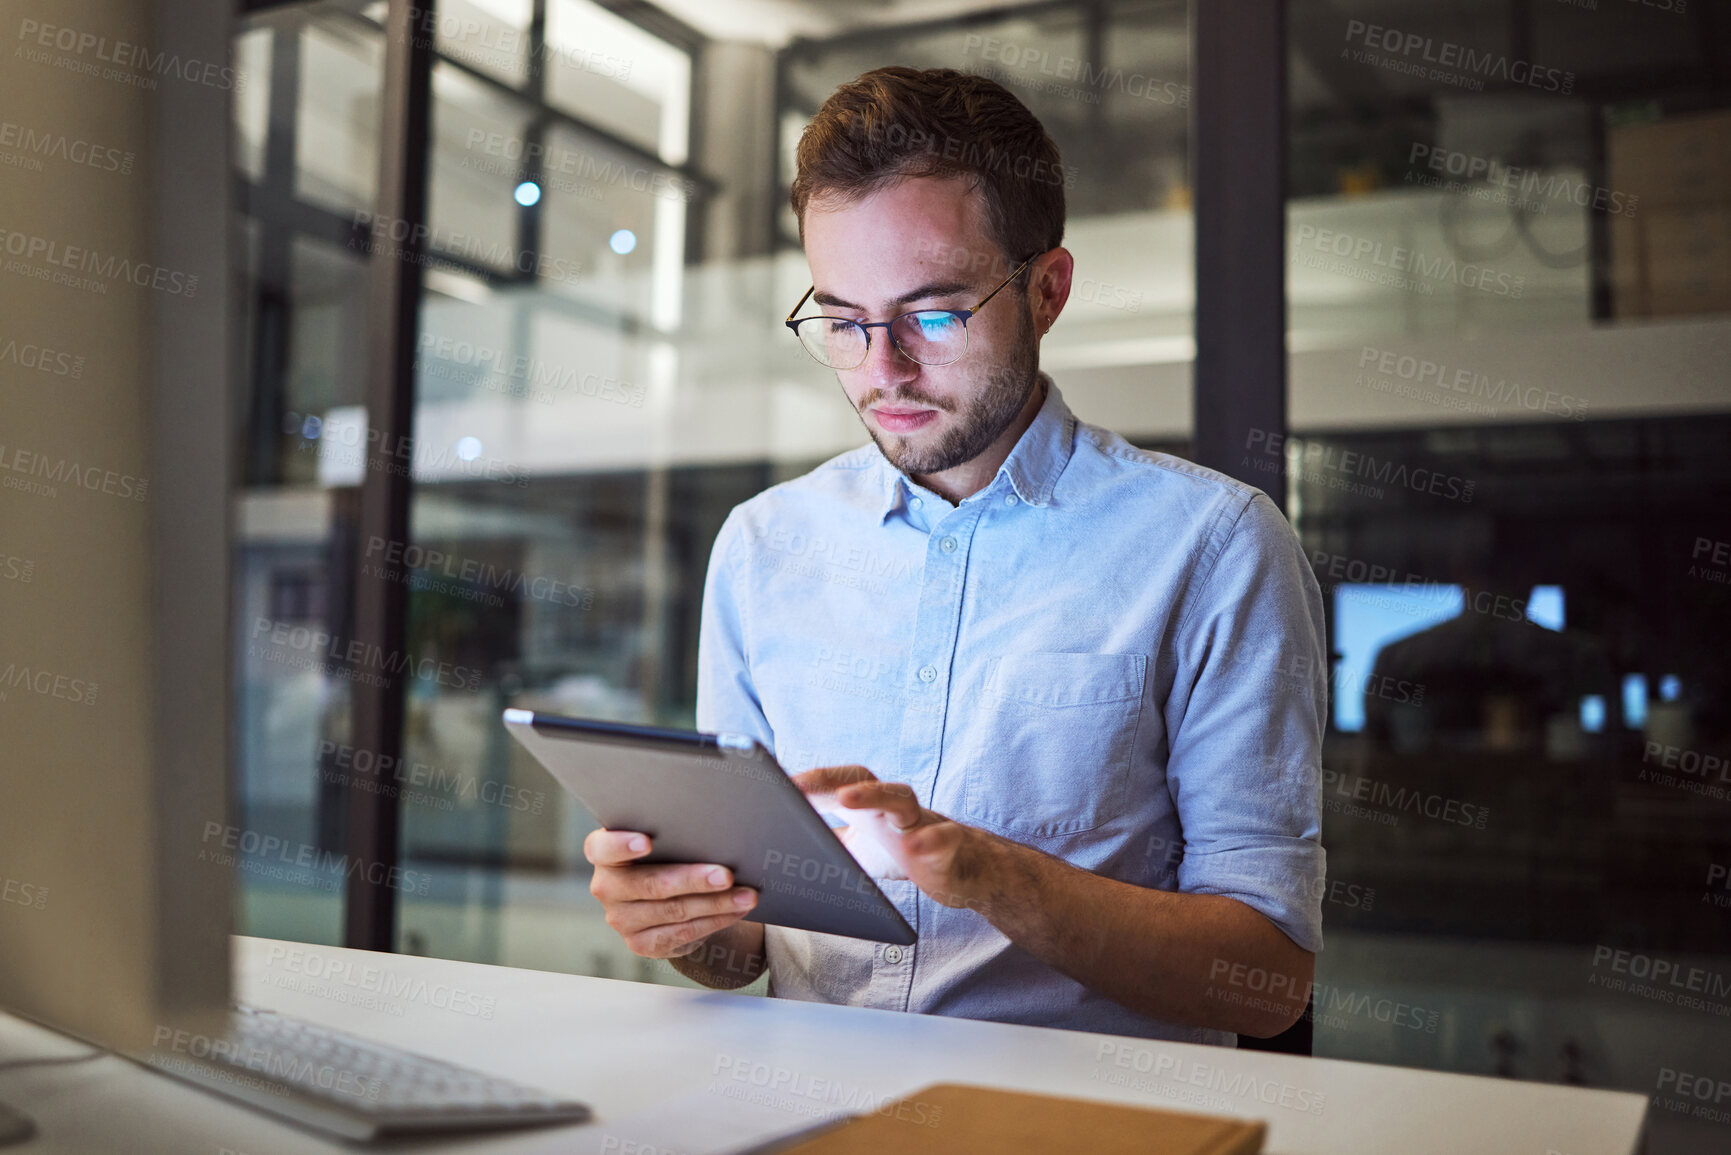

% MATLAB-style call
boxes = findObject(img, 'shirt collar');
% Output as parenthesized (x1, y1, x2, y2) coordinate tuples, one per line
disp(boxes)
(876, 373, 1075, 522)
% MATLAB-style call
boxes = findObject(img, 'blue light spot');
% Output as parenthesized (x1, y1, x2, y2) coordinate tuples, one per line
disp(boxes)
(514, 181, 541, 207)
(1622, 674, 1648, 728)
(1330, 583, 1463, 732)
(1526, 585, 1565, 631)
(1659, 674, 1682, 702)
(1579, 694, 1606, 734)
(455, 436, 483, 462)
(609, 229, 637, 255)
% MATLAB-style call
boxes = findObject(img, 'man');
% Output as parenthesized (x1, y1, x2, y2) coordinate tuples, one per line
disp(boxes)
(585, 66, 1326, 1045)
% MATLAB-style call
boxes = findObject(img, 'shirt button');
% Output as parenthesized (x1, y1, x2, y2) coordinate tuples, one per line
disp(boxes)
(884, 946, 903, 964)
(910, 496, 923, 509)
(939, 536, 958, 553)
(1004, 494, 1018, 506)
(918, 665, 937, 683)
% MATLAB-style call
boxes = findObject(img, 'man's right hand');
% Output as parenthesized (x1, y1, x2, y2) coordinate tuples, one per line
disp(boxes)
(584, 829, 759, 959)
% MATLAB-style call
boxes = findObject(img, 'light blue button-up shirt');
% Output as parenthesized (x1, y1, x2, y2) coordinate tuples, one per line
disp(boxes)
(695, 377, 1327, 1046)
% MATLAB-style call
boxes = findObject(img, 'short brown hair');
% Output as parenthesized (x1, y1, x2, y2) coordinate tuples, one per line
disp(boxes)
(790, 66, 1067, 266)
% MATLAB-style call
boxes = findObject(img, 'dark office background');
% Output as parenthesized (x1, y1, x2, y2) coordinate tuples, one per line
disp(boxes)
(225, 2, 1731, 1151)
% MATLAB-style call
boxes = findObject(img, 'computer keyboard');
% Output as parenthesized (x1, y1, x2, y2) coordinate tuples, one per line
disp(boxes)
(143, 1005, 591, 1141)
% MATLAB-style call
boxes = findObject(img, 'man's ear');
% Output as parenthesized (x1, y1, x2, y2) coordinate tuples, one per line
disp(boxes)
(1031, 247, 1075, 335)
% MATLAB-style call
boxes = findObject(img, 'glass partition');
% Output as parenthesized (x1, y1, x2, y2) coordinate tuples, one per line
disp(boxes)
(233, 4, 389, 946)
(393, 0, 1194, 983)
(229, 0, 1195, 981)
(1285, 2, 1731, 1148)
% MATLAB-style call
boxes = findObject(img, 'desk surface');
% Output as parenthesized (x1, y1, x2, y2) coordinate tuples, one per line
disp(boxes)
(0, 935, 1647, 1154)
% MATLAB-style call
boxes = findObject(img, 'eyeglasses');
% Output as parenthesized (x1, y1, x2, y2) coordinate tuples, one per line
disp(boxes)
(784, 253, 1037, 371)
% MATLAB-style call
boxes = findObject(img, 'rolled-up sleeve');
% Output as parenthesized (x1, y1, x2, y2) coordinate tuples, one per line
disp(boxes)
(1166, 491, 1328, 953)
(695, 510, 775, 748)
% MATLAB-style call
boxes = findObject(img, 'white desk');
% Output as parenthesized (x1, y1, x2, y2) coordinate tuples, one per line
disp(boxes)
(0, 935, 1647, 1154)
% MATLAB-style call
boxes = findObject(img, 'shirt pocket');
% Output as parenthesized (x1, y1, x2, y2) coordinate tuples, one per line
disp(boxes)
(961, 651, 1148, 838)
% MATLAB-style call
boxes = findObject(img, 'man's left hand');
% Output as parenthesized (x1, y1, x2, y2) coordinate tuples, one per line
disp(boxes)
(791, 765, 1008, 912)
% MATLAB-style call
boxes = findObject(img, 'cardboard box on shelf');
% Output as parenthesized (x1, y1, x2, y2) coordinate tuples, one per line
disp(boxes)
(1641, 206, 1731, 317)
(1607, 110, 1731, 212)
(1607, 111, 1731, 319)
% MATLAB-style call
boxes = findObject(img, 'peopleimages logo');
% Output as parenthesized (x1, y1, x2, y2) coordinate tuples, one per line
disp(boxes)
(1342, 19, 1573, 94)
(0, 119, 135, 176)
(1075, 277, 1144, 314)
(709, 1055, 945, 1128)
(0, 660, 98, 706)
(0, 442, 149, 502)
(1292, 223, 1525, 298)
(247, 617, 482, 691)
(417, 332, 646, 408)
(749, 524, 919, 583)
(199, 821, 432, 897)
(1206, 960, 1439, 1035)
(289, 410, 530, 488)
(405, 6, 631, 82)
(1704, 863, 1731, 910)
(263, 943, 497, 1019)
(350, 210, 582, 286)
(2, 876, 48, 911)
(1406, 143, 1636, 218)
(867, 122, 1077, 190)
(1092, 1039, 1327, 1116)
(16, 18, 246, 92)
(151, 1025, 380, 1100)
(318, 738, 547, 815)
(0, 335, 84, 379)
(961, 33, 1189, 107)
(363, 535, 595, 610)
(804, 644, 912, 711)
(1654, 1067, 1731, 1127)
(0, 225, 200, 298)
(1589, 945, 1731, 1011)
(759, 848, 884, 915)
(1321, 768, 1489, 828)
(463, 130, 695, 204)
(1357, 345, 1589, 421)
(1244, 429, 1476, 503)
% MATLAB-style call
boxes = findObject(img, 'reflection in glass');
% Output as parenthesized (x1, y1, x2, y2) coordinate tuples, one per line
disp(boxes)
(233, 4, 391, 950)
(389, 0, 1195, 984)
(234, 26, 273, 183)
(545, 0, 690, 163)
(433, 0, 534, 88)
(428, 63, 534, 276)
(293, 20, 383, 216)
(1287, 2, 1731, 1142)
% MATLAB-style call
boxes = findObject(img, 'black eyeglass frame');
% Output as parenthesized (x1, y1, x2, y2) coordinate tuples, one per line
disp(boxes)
(783, 252, 1039, 370)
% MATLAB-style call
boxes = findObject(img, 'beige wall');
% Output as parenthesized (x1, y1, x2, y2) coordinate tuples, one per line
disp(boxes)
(0, 0, 232, 1051)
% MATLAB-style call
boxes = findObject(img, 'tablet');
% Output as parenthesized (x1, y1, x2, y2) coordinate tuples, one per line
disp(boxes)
(502, 709, 916, 946)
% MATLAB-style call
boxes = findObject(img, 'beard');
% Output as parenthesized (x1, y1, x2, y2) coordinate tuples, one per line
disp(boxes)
(856, 306, 1042, 477)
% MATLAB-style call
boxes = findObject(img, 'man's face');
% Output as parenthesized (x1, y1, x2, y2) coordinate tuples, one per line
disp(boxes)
(801, 177, 1047, 476)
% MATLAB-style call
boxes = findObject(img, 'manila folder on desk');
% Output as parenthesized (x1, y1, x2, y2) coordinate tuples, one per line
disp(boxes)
(748, 1082, 1265, 1155)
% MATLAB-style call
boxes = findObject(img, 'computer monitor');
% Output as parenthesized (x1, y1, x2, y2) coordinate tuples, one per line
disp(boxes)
(0, 0, 233, 1070)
